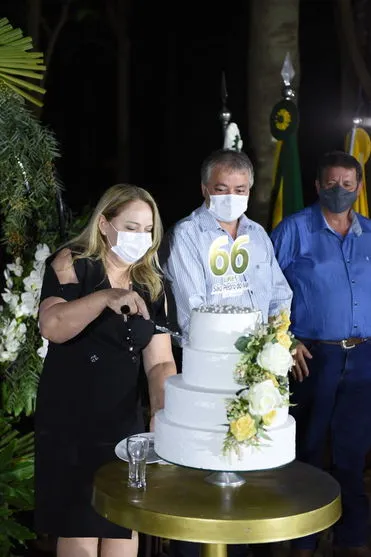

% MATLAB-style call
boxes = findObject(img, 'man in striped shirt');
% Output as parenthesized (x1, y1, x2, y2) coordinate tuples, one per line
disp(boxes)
(161, 149, 292, 343)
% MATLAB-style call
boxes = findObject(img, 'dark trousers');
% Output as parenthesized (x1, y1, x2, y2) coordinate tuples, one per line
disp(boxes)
(291, 340, 371, 549)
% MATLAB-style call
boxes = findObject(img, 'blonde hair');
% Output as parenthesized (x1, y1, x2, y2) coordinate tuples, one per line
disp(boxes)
(66, 184, 163, 301)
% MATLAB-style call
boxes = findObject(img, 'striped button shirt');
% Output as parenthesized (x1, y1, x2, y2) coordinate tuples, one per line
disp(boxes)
(161, 203, 292, 341)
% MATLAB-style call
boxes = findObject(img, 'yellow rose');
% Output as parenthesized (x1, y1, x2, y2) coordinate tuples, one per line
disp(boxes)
(278, 311, 291, 332)
(230, 414, 257, 442)
(262, 410, 277, 426)
(265, 372, 279, 387)
(276, 330, 292, 350)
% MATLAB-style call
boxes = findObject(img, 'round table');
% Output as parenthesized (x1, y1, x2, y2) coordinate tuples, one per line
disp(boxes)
(92, 460, 341, 557)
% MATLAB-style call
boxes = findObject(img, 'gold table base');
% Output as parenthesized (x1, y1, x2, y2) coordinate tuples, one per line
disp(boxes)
(92, 460, 341, 554)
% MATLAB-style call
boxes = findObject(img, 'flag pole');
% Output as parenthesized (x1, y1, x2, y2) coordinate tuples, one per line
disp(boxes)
(271, 52, 303, 229)
(218, 71, 231, 144)
(349, 117, 362, 156)
(281, 52, 296, 101)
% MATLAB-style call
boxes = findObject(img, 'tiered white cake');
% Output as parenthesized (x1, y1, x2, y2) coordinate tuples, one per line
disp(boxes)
(155, 305, 296, 471)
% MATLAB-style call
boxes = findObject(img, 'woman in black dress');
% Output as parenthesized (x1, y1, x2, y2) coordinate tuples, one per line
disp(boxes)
(35, 184, 176, 557)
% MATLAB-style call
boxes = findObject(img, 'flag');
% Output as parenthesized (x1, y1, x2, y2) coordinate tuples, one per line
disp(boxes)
(345, 126, 370, 218)
(270, 99, 304, 229)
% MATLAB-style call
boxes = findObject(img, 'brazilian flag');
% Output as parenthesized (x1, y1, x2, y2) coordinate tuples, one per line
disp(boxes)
(345, 126, 370, 218)
(270, 99, 304, 229)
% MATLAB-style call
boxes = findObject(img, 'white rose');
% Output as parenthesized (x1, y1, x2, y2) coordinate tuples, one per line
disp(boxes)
(246, 380, 282, 416)
(256, 341, 293, 376)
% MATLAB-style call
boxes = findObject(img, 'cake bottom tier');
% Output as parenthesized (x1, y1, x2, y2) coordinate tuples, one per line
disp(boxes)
(154, 411, 296, 472)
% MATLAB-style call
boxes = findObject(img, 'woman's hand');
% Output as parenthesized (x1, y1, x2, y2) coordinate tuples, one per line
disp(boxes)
(105, 288, 150, 320)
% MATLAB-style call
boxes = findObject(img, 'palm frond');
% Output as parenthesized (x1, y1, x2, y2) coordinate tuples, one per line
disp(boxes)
(0, 18, 46, 106)
(0, 413, 35, 554)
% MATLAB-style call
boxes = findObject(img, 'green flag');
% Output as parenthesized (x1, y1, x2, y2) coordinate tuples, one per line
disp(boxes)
(270, 99, 304, 228)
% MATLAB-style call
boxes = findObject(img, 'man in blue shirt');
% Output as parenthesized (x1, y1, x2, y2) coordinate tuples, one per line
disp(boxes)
(271, 151, 371, 557)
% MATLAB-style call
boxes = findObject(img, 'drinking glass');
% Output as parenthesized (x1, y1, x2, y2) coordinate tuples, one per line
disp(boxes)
(126, 435, 149, 489)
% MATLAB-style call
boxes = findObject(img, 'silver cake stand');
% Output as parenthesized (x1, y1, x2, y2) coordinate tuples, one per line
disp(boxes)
(156, 454, 250, 487)
(204, 471, 246, 487)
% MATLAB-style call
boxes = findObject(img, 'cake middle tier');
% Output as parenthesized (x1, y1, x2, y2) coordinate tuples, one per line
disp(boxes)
(182, 346, 243, 390)
(164, 375, 288, 429)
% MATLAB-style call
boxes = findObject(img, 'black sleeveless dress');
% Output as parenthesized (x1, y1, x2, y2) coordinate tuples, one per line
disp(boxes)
(34, 255, 167, 538)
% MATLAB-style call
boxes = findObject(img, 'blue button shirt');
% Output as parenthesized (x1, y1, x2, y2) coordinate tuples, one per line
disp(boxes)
(271, 202, 371, 340)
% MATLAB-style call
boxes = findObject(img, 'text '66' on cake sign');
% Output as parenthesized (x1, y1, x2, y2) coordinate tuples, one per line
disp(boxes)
(224, 310, 298, 457)
(208, 235, 249, 276)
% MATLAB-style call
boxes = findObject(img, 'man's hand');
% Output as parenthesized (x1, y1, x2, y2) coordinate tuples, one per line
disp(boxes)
(292, 342, 313, 382)
(149, 415, 155, 432)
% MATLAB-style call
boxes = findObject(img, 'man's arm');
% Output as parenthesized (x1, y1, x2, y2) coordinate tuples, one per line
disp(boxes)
(265, 230, 293, 317)
(270, 219, 312, 382)
(161, 226, 207, 341)
(270, 219, 295, 271)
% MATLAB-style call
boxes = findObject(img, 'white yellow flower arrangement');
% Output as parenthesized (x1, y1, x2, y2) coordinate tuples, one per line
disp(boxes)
(223, 310, 297, 456)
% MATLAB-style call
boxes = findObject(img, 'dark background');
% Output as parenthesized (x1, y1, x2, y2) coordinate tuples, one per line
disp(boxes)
(2, 0, 349, 231)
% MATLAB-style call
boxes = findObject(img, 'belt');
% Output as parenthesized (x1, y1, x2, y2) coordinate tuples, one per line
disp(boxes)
(300, 337, 371, 350)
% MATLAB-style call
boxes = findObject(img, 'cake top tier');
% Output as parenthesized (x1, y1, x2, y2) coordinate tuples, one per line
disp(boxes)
(194, 304, 257, 314)
(189, 305, 262, 353)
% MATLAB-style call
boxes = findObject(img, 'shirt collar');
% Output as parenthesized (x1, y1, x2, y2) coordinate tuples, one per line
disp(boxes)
(196, 202, 251, 233)
(311, 201, 363, 237)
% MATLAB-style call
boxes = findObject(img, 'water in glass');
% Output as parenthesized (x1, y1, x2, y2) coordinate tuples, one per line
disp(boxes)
(126, 435, 149, 489)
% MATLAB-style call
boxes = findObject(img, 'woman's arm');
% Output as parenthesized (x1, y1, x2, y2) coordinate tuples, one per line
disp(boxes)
(39, 249, 149, 344)
(39, 290, 111, 344)
(142, 333, 177, 429)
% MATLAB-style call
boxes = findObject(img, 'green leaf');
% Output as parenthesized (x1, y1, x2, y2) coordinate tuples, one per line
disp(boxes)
(1, 517, 35, 542)
(235, 335, 251, 353)
(0, 414, 35, 553)
(0, 18, 46, 106)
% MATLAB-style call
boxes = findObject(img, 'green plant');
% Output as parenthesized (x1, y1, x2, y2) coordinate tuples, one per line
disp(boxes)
(0, 89, 61, 259)
(0, 17, 62, 554)
(0, 412, 35, 556)
(0, 17, 61, 416)
(0, 17, 46, 107)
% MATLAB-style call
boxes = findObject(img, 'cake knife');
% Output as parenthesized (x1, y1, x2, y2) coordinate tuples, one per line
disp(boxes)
(120, 304, 183, 341)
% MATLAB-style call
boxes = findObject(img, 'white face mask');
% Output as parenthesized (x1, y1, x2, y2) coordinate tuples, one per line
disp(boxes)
(109, 223, 152, 263)
(208, 194, 249, 222)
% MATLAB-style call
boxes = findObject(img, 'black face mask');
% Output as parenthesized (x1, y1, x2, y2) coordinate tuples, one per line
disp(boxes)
(318, 183, 358, 214)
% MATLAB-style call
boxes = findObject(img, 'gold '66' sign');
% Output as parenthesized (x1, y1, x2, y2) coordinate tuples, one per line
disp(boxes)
(208, 235, 250, 276)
